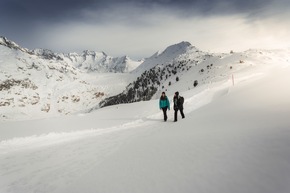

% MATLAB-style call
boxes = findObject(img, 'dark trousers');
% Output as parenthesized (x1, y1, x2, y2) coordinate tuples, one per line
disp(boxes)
(174, 109, 185, 121)
(162, 108, 168, 121)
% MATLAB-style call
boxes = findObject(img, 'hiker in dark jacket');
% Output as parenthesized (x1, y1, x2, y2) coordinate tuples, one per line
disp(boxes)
(159, 92, 170, 121)
(173, 91, 185, 122)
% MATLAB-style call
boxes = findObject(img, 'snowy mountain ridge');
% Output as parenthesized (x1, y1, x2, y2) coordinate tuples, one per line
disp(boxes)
(0, 36, 142, 73)
(0, 36, 33, 54)
(133, 41, 199, 74)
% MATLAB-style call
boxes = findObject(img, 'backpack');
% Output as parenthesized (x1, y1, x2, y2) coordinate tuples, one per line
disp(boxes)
(179, 96, 184, 105)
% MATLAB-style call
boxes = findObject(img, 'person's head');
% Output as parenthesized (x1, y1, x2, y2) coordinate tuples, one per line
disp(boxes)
(162, 92, 166, 96)
(175, 91, 179, 96)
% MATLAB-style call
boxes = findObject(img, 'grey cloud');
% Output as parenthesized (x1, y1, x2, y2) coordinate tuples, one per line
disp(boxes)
(1, 0, 289, 57)
(1, 0, 289, 26)
(1, 0, 95, 22)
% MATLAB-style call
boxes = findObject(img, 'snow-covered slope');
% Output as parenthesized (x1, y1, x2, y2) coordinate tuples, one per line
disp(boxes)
(0, 53, 290, 193)
(100, 41, 214, 106)
(100, 42, 289, 108)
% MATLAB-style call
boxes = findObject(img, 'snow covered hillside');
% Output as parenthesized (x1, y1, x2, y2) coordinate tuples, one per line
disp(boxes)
(0, 51, 290, 193)
(0, 36, 138, 120)
(100, 41, 290, 108)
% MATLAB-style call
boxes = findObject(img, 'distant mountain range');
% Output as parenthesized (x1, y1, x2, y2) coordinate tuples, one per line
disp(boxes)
(0, 36, 142, 73)
(1, 36, 288, 121)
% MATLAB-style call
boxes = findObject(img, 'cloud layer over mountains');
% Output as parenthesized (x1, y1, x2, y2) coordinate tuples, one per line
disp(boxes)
(1, 0, 290, 58)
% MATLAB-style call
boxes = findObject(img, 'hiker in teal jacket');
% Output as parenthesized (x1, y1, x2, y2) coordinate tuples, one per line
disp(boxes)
(159, 92, 170, 121)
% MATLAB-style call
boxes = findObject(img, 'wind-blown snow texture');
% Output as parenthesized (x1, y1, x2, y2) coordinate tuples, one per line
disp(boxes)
(1, 36, 290, 193)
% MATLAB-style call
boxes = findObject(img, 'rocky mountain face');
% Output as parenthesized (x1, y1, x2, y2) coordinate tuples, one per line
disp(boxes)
(0, 43, 104, 120)
(0, 36, 34, 54)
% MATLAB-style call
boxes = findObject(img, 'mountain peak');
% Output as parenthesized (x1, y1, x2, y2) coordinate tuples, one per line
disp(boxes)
(176, 41, 192, 47)
(0, 36, 31, 53)
(133, 41, 197, 74)
(161, 41, 192, 54)
(152, 41, 197, 59)
(0, 36, 10, 45)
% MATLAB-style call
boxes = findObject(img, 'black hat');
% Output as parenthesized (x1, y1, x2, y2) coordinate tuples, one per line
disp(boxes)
(175, 91, 179, 96)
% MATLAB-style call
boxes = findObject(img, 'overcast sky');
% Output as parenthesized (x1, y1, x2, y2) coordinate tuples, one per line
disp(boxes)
(1, 0, 290, 59)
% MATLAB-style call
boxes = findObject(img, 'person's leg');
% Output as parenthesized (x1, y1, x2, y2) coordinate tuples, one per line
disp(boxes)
(162, 108, 167, 121)
(165, 109, 168, 121)
(180, 109, 185, 119)
(174, 110, 178, 122)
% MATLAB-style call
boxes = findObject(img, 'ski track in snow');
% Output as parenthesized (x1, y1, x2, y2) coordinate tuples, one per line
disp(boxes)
(0, 119, 147, 154)
(0, 126, 142, 193)
(0, 118, 152, 193)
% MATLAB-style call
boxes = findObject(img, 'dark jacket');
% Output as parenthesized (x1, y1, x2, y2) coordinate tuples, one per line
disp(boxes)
(173, 96, 183, 110)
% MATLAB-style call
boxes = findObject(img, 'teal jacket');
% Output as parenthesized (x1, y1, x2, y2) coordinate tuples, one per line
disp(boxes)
(159, 96, 170, 110)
